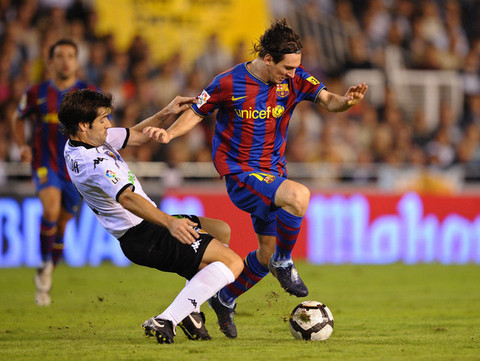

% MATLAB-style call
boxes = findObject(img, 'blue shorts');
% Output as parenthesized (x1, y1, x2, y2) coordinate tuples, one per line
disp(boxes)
(225, 171, 286, 236)
(33, 166, 81, 215)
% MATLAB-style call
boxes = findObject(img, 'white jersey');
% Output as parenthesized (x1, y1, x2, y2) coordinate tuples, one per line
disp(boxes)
(64, 127, 156, 238)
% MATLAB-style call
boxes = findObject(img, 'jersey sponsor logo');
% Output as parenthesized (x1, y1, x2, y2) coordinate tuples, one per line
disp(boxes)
(231, 95, 247, 101)
(306, 76, 320, 85)
(197, 89, 210, 108)
(272, 105, 285, 118)
(104, 169, 120, 184)
(276, 83, 289, 98)
(43, 113, 59, 124)
(234, 105, 284, 119)
(249, 172, 276, 184)
(93, 157, 106, 169)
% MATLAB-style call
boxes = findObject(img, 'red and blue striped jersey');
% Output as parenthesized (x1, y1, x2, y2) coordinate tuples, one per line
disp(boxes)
(191, 62, 325, 177)
(17, 80, 97, 180)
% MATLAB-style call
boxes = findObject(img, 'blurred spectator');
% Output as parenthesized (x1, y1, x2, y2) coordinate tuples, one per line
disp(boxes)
(0, 0, 479, 186)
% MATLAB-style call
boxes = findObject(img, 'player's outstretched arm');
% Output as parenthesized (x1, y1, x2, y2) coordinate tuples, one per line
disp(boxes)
(143, 107, 204, 144)
(127, 95, 197, 146)
(118, 187, 200, 244)
(317, 82, 368, 112)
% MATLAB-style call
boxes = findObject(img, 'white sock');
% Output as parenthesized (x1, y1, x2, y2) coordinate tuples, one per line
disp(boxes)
(184, 279, 200, 312)
(158, 261, 235, 326)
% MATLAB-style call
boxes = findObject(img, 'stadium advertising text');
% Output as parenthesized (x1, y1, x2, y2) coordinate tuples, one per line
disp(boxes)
(0, 192, 479, 267)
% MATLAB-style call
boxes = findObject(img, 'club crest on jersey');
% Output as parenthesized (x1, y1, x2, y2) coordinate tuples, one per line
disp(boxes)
(276, 83, 289, 98)
(104, 169, 120, 184)
(104, 150, 117, 160)
(197, 90, 210, 108)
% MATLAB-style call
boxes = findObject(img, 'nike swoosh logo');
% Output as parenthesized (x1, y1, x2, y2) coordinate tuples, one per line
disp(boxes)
(152, 319, 164, 328)
(188, 314, 203, 329)
(231, 95, 247, 101)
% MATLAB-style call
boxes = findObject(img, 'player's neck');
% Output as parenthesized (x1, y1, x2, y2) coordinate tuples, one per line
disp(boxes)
(52, 76, 77, 91)
(248, 58, 269, 83)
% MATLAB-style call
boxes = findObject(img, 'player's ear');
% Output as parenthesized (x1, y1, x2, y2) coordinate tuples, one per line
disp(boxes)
(78, 121, 89, 132)
(264, 54, 273, 66)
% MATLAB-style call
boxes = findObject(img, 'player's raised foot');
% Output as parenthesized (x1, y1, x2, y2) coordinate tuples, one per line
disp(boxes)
(34, 260, 53, 306)
(142, 317, 176, 344)
(178, 311, 211, 340)
(208, 293, 237, 338)
(268, 256, 309, 297)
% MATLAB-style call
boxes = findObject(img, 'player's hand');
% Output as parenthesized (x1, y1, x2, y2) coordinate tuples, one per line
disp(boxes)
(20, 145, 32, 162)
(167, 217, 200, 244)
(344, 82, 368, 106)
(142, 127, 172, 144)
(163, 95, 197, 117)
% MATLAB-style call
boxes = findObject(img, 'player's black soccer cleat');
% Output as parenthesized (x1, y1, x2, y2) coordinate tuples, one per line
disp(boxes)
(178, 311, 211, 340)
(208, 293, 237, 338)
(268, 256, 309, 297)
(142, 317, 176, 344)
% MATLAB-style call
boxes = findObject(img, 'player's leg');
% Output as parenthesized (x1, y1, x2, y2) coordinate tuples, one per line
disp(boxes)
(268, 179, 310, 297)
(34, 185, 61, 306)
(53, 181, 81, 266)
(150, 239, 242, 342)
(197, 216, 231, 246)
(210, 172, 283, 337)
(211, 233, 274, 338)
(53, 209, 74, 266)
(120, 220, 241, 343)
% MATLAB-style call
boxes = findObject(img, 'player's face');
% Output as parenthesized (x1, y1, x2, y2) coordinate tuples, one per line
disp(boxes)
(50, 44, 78, 81)
(86, 107, 112, 147)
(266, 53, 302, 84)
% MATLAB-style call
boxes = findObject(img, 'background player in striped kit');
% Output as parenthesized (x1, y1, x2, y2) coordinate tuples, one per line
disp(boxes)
(11, 39, 97, 306)
(144, 19, 368, 338)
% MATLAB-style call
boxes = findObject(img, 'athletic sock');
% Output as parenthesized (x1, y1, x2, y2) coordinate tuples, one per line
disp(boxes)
(272, 208, 303, 262)
(40, 218, 57, 263)
(52, 235, 64, 266)
(158, 261, 235, 326)
(218, 250, 269, 305)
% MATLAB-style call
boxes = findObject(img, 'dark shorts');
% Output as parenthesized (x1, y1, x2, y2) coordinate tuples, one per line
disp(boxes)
(225, 171, 286, 236)
(118, 215, 213, 280)
(33, 166, 81, 215)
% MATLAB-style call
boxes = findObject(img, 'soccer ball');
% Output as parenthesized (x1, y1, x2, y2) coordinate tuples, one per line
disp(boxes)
(289, 300, 334, 341)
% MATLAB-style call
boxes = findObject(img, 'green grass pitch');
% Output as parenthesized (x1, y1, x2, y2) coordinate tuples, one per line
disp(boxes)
(1, 262, 479, 361)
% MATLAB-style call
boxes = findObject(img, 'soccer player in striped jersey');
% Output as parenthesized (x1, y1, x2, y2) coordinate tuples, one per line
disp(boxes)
(146, 19, 368, 338)
(11, 39, 97, 306)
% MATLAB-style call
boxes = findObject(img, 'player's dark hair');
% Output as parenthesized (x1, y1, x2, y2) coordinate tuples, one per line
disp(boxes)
(59, 89, 113, 136)
(48, 39, 78, 59)
(253, 18, 302, 63)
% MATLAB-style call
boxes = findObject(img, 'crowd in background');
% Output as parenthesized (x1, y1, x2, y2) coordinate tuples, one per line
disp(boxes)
(0, 0, 479, 186)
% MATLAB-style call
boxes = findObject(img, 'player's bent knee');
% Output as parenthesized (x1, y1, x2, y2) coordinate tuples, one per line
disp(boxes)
(227, 251, 243, 278)
(201, 238, 243, 277)
(216, 221, 231, 246)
